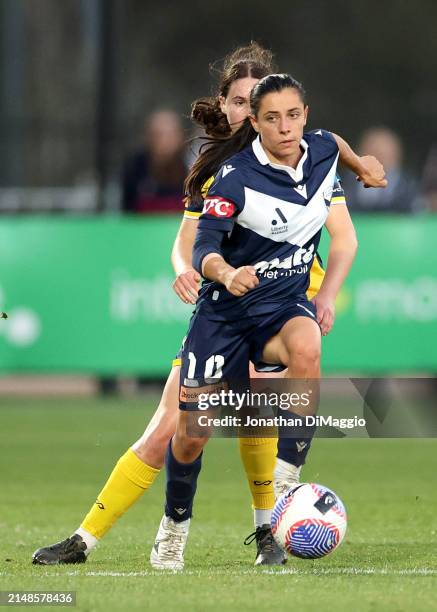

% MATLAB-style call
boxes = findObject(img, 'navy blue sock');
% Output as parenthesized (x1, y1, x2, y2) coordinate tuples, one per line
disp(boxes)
(164, 440, 203, 522)
(277, 412, 316, 467)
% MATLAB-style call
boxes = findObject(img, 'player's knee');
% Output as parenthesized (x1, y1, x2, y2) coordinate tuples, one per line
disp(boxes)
(176, 438, 206, 463)
(174, 428, 207, 462)
(288, 340, 321, 372)
(133, 427, 171, 467)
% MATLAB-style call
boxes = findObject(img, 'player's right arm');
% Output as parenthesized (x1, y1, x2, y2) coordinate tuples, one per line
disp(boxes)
(192, 163, 259, 297)
(171, 217, 201, 304)
(192, 199, 258, 297)
(202, 253, 258, 297)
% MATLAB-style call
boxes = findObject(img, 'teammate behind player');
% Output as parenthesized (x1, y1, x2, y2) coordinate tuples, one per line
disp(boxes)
(32, 46, 386, 568)
(151, 73, 379, 570)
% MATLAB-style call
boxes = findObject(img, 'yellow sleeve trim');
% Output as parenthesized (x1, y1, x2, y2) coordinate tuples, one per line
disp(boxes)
(183, 210, 201, 219)
(201, 175, 215, 197)
(331, 197, 346, 204)
(172, 358, 182, 367)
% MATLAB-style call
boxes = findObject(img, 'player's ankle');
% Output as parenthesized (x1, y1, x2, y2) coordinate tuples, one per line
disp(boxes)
(254, 508, 272, 528)
(274, 458, 302, 484)
(74, 527, 99, 555)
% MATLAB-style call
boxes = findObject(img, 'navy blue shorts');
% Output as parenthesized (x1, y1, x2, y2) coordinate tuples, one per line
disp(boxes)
(179, 298, 319, 410)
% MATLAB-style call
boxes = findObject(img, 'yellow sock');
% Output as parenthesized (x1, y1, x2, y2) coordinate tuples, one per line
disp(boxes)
(81, 448, 160, 539)
(239, 437, 277, 511)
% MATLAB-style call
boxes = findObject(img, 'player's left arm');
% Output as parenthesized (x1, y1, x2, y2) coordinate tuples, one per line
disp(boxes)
(312, 204, 358, 336)
(332, 133, 388, 188)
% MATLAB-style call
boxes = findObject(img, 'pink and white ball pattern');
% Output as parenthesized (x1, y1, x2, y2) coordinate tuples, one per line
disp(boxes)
(271, 483, 347, 559)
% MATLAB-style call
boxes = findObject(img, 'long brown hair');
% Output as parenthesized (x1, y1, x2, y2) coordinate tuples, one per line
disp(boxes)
(185, 42, 276, 200)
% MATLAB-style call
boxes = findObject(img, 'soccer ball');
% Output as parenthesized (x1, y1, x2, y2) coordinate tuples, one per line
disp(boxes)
(271, 483, 347, 559)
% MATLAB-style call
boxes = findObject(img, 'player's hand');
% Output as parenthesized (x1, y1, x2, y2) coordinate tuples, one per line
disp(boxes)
(224, 266, 259, 297)
(173, 269, 201, 304)
(312, 292, 335, 336)
(356, 155, 388, 188)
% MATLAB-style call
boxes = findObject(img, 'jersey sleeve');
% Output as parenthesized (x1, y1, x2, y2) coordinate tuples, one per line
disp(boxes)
(198, 162, 245, 232)
(330, 174, 347, 205)
(183, 196, 203, 219)
(183, 175, 215, 220)
(305, 129, 339, 157)
(193, 164, 245, 272)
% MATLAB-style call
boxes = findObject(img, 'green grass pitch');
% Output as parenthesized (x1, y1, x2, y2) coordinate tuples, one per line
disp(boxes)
(1, 396, 437, 611)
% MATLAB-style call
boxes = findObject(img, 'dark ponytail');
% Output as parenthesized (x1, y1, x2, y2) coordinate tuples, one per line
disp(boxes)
(191, 98, 232, 139)
(189, 41, 276, 141)
(185, 120, 256, 199)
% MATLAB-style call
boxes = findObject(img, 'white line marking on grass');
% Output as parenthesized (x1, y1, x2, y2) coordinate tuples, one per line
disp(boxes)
(261, 568, 437, 577)
(24, 567, 437, 578)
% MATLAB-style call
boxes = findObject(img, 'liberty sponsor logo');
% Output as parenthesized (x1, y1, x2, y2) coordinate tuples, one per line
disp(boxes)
(271, 207, 288, 235)
(203, 197, 236, 218)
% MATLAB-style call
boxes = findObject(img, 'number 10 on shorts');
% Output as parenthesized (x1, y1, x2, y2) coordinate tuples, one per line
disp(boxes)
(187, 352, 225, 380)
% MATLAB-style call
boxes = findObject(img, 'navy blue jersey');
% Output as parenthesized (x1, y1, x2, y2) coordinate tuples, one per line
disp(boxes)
(183, 169, 345, 218)
(193, 130, 340, 319)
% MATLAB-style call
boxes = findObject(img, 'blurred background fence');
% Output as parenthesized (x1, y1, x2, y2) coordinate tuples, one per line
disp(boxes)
(1, 0, 437, 210)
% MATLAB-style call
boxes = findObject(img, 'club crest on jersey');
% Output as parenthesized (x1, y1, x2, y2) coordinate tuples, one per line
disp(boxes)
(203, 197, 236, 218)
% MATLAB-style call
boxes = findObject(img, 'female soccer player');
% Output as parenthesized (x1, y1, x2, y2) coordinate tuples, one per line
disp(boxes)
(150, 73, 374, 570)
(33, 45, 386, 568)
